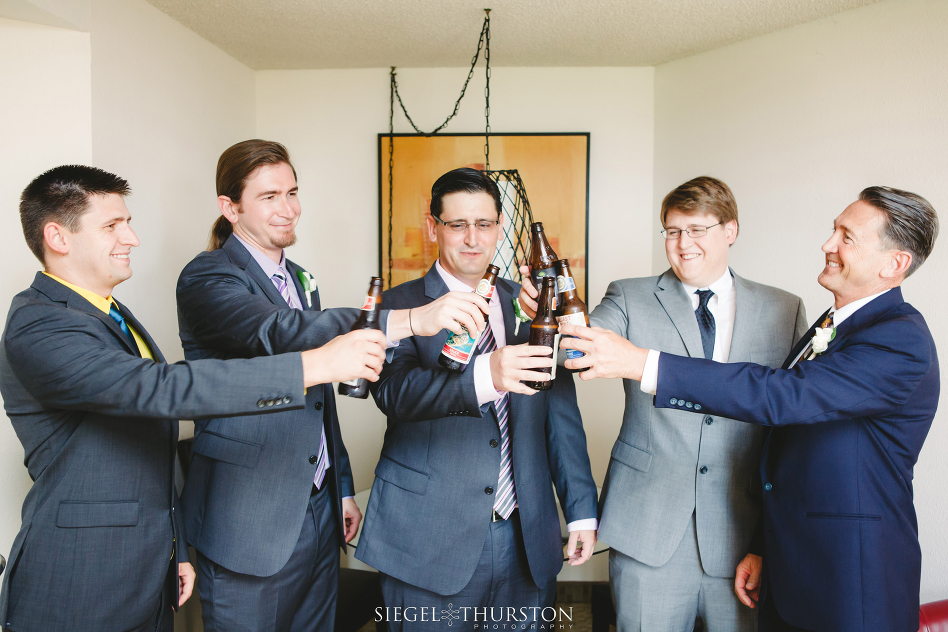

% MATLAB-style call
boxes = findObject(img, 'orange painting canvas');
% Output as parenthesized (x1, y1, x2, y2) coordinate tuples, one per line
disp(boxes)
(379, 133, 589, 300)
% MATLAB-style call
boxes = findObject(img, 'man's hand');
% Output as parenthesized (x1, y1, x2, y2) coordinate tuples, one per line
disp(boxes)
(301, 329, 387, 387)
(517, 265, 538, 319)
(342, 497, 363, 544)
(387, 291, 490, 340)
(178, 562, 196, 607)
(734, 553, 762, 608)
(488, 343, 554, 395)
(559, 324, 648, 381)
(566, 530, 597, 566)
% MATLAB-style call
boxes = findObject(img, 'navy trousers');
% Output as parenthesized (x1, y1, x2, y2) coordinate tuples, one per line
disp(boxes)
(379, 511, 557, 631)
(196, 486, 340, 632)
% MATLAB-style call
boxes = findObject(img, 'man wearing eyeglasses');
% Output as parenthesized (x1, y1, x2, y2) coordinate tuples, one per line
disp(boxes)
(357, 167, 598, 630)
(519, 176, 807, 631)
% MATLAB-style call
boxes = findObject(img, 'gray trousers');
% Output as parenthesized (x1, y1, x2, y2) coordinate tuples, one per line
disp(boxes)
(195, 485, 340, 632)
(610, 513, 756, 632)
(379, 511, 557, 631)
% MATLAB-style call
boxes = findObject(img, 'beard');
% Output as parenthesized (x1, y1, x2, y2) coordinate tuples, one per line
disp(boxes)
(272, 230, 297, 249)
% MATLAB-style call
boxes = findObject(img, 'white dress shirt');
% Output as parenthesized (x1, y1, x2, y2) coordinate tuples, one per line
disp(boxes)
(641, 269, 736, 394)
(435, 261, 597, 533)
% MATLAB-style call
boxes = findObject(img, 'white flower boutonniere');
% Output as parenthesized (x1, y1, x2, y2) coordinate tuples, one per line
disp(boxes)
(809, 326, 836, 356)
(295, 269, 317, 308)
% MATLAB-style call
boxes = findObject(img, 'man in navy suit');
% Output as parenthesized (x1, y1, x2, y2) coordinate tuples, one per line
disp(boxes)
(176, 142, 489, 632)
(561, 186, 939, 632)
(357, 168, 599, 630)
(0, 165, 355, 632)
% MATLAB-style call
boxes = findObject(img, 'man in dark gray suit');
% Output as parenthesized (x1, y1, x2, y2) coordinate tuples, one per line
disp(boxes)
(521, 177, 807, 631)
(0, 165, 364, 632)
(175, 141, 487, 632)
(357, 168, 599, 630)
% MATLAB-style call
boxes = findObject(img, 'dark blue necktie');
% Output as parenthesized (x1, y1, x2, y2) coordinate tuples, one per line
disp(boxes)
(695, 289, 716, 360)
(108, 303, 136, 347)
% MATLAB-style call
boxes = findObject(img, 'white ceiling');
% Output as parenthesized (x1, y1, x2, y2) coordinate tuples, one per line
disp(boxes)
(144, 0, 883, 70)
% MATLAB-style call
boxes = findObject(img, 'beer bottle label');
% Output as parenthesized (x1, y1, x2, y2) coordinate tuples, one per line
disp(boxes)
(556, 312, 589, 360)
(556, 275, 576, 293)
(476, 279, 495, 299)
(532, 266, 557, 309)
(550, 333, 561, 379)
(360, 295, 376, 311)
(441, 326, 480, 365)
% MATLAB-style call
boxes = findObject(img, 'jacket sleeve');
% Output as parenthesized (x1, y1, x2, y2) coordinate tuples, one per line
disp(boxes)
(176, 255, 363, 355)
(588, 280, 630, 337)
(545, 371, 599, 524)
(655, 316, 933, 427)
(370, 331, 482, 423)
(5, 301, 305, 420)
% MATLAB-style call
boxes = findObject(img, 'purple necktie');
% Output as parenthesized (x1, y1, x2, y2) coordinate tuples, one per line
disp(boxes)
(477, 322, 517, 519)
(271, 269, 329, 488)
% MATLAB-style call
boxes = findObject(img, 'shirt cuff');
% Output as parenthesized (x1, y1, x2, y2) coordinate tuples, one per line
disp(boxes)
(567, 518, 599, 532)
(474, 353, 504, 405)
(383, 320, 399, 350)
(640, 350, 660, 395)
(342, 496, 354, 501)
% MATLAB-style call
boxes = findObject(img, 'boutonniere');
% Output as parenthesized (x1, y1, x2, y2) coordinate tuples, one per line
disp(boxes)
(512, 297, 531, 336)
(809, 326, 836, 356)
(295, 269, 317, 308)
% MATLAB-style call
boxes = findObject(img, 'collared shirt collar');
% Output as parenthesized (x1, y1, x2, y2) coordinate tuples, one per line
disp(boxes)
(233, 233, 288, 280)
(43, 272, 115, 314)
(828, 288, 892, 327)
(680, 267, 734, 299)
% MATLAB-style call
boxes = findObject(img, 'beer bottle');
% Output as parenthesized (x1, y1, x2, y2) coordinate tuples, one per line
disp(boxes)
(554, 259, 589, 372)
(439, 265, 499, 372)
(338, 277, 383, 399)
(528, 222, 558, 304)
(523, 276, 558, 391)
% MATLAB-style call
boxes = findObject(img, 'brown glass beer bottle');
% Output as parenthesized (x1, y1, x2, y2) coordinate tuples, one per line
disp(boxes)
(523, 276, 558, 391)
(554, 259, 589, 372)
(528, 222, 558, 303)
(439, 265, 499, 372)
(338, 277, 383, 399)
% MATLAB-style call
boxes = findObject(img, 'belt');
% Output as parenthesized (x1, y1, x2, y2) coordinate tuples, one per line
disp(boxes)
(491, 508, 518, 523)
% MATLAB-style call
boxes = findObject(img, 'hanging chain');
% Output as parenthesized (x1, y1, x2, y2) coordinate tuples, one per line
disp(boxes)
(484, 9, 491, 170)
(388, 68, 395, 288)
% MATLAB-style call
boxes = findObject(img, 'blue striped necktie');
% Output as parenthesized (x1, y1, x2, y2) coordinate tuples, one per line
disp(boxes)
(108, 303, 136, 347)
(271, 269, 329, 488)
(477, 321, 517, 519)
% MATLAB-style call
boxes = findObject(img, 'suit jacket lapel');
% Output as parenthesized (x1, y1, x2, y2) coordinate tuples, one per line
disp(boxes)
(117, 300, 165, 362)
(654, 269, 705, 359)
(727, 270, 763, 363)
(222, 235, 287, 308)
(286, 260, 320, 311)
(781, 311, 827, 369)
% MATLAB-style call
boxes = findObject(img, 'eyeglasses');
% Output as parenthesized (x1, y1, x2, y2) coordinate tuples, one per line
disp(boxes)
(433, 216, 500, 233)
(661, 222, 722, 240)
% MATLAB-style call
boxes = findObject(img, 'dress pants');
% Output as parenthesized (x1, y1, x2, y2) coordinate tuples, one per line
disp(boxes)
(609, 513, 756, 632)
(196, 485, 339, 632)
(379, 511, 556, 631)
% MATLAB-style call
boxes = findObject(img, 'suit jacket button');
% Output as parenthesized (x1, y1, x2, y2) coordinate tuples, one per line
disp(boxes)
(490, 439, 498, 448)
(266, 399, 274, 406)
(309, 455, 318, 465)
(704, 416, 713, 425)
(699, 466, 708, 474)
(669, 398, 678, 405)
(314, 402, 323, 411)
(485, 487, 494, 495)
(283, 395, 292, 404)
(764, 482, 773, 491)
(694, 404, 702, 411)
(685, 402, 693, 409)
(257, 399, 266, 408)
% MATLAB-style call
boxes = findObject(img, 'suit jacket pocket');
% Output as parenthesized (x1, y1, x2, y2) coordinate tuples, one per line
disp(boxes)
(805, 512, 881, 521)
(375, 456, 429, 495)
(192, 430, 262, 468)
(56, 501, 140, 528)
(611, 438, 652, 473)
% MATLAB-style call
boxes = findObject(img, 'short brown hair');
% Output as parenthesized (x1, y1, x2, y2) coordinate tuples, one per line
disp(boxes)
(208, 139, 297, 250)
(860, 186, 938, 278)
(20, 165, 131, 264)
(661, 176, 739, 239)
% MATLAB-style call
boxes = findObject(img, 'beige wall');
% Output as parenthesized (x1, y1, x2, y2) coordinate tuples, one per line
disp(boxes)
(256, 66, 654, 492)
(654, 0, 948, 600)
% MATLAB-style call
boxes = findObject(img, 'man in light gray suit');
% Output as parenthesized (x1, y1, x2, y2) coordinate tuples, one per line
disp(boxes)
(522, 176, 807, 631)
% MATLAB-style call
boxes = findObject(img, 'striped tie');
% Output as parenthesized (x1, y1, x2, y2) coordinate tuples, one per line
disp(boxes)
(477, 322, 517, 519)
(271, 269, 329, 488)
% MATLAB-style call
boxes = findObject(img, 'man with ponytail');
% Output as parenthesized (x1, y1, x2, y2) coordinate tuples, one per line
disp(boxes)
(175, 140, 489, 631)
